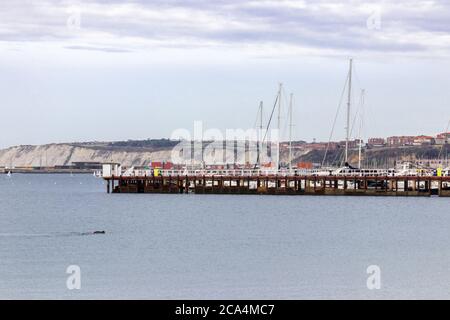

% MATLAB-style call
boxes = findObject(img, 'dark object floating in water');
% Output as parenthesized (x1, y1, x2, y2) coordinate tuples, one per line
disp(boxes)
(80, 230, 106, 236)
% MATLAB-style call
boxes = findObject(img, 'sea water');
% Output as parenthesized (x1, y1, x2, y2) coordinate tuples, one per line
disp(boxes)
(0, 174, 449, 299)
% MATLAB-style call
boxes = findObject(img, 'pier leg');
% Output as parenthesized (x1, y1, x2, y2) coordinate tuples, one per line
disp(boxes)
(111, 176, 115, 193)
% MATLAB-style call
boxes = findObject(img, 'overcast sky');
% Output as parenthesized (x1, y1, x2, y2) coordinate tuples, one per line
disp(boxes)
(1, 0, 450, 148)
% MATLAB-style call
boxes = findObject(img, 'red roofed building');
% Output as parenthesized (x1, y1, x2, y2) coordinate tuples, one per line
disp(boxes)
(413, 135, 435, 146)
(150, 161, 162, 168)
(297, 162, 313, 169)
(150, 161, 174, 169)
(436, 132, 450, 145)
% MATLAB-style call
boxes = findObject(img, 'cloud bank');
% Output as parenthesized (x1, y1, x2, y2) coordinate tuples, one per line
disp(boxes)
(0, 0, 449, 59)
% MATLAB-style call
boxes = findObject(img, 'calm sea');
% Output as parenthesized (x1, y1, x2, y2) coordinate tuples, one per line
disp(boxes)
(0, 173, 449, 299)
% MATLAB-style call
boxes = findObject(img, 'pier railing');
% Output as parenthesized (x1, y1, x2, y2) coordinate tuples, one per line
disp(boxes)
(114, 168, 440, 178)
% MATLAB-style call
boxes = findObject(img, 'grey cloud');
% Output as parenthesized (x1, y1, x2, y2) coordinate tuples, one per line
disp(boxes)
(0, 0, 449, 56)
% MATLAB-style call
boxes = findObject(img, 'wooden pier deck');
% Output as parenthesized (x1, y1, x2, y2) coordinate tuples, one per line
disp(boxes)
(104, 175, 450, 197)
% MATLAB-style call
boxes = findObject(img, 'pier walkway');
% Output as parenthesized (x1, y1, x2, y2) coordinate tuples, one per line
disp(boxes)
(104, 175, 450, 197)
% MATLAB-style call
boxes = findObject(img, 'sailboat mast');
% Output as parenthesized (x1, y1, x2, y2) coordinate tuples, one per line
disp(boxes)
(258, 101, 263, 168)
(358, 89, 365, 169)
(345, 59, 353, 164)
(276, 83, 282, 171)
(289, 93, 293, 173)
(259, 101, 264, 133)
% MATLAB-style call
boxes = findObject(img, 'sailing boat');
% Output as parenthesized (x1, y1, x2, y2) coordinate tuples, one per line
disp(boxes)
(344, 59, 353, 168)
(6, 170, 12, 177)
(253, 83, 284, 173)
(316, 59, 355, 176)
(316, 59, 394, 177)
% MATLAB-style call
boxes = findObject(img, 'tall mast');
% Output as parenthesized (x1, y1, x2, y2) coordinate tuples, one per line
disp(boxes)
(358, 89, 365, 169)
(258, 101, 263, 168)
(276, 83, 282, 171)
(288, 93, 293, 173)
(345, 58, 353, 164)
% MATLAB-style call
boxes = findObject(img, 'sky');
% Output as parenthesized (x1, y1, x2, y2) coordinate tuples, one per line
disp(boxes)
(1, 0, 450, 148)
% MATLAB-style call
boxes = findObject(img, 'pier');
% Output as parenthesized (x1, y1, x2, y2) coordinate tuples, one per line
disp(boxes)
(104, 174, 450, 197)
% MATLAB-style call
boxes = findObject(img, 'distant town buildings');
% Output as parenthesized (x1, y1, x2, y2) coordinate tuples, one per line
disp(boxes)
(291, 131, 449, 152)
(413, 135, 435, 146)
(339, 139, 362, 149)
(367, 138, 385, 147)
(386, 136, 414, 147)
(436, 132, 450, 145)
